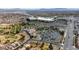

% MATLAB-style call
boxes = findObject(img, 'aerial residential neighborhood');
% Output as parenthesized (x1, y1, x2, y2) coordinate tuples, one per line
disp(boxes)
(0, 8, 78, 50)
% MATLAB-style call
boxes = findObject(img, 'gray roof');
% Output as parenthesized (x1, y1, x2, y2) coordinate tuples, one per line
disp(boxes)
(41, 31, 61, 43)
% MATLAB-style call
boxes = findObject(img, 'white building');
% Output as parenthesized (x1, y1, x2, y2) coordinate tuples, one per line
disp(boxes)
(37, 17, 54, 21)
(28, 16, 37, 20)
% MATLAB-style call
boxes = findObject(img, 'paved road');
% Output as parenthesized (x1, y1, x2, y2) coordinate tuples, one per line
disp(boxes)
(64, 17, 76, 50)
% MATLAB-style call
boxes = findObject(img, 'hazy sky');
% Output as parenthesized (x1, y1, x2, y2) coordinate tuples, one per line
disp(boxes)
(0, 0, 78, 9)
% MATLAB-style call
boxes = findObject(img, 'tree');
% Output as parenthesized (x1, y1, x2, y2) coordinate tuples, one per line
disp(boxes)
(49, 43, 53, 50)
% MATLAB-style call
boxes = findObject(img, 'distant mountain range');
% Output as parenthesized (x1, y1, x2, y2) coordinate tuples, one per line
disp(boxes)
(0, 8, 79, 12)
(39, 8, 79, 11)
(0, 8, 79, 14)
